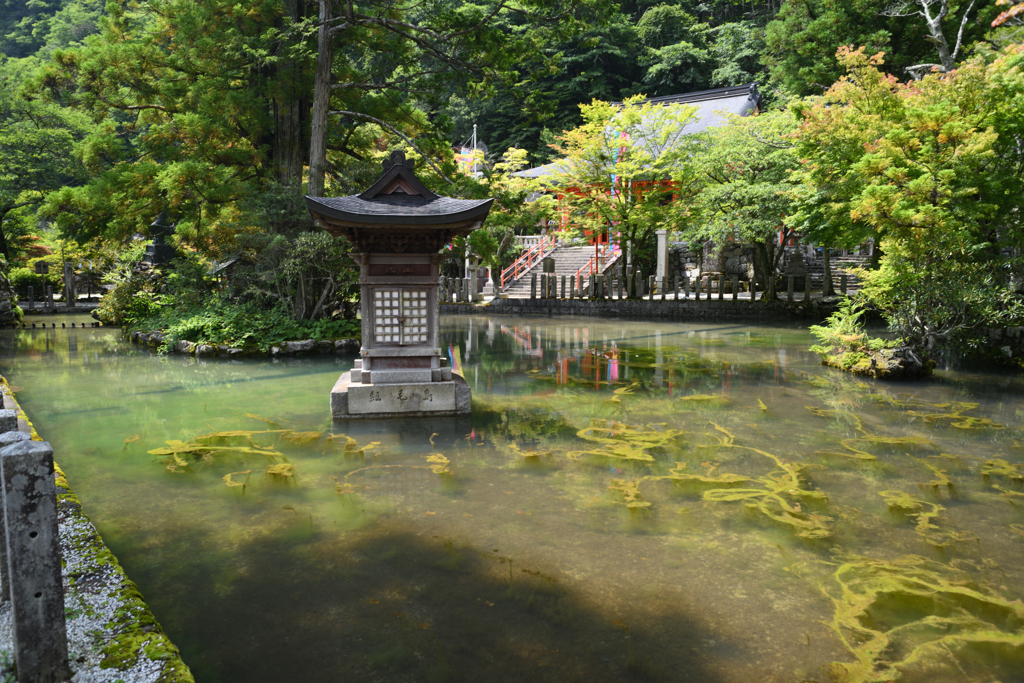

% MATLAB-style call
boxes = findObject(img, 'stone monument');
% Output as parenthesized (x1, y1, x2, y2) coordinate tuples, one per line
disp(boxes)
(306, 151, 493, 419)
(142, 212, 178, 266)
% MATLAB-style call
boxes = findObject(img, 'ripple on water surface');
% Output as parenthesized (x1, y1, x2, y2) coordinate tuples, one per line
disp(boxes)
(2, 314, 1024, 683)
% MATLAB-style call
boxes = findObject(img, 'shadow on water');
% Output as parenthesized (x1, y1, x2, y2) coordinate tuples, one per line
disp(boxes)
(122, 524, 729, 683)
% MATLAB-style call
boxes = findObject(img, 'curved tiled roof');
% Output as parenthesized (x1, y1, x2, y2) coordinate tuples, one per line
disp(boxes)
(305, 194, 493, 225)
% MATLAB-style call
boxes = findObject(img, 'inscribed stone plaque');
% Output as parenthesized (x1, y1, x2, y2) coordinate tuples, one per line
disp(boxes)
(348, 382, 456, 414)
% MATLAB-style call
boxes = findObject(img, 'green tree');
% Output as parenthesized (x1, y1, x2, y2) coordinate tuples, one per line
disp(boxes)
(307, 0, 612, 197)
(678, 108, 800, 292)
(547, 95, 699, 279)
(764, 0, 931, 95)
(0, 58, 91, 260)
(791, 46, 1024, 356)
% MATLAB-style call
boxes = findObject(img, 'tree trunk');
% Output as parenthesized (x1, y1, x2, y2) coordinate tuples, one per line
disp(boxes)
(0, 209, 10, 262)
(307, 0, 333, 198)
(272, 0, 307, 187)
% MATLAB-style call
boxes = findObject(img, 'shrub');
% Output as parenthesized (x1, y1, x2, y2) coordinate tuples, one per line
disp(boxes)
(131, 298, 360, 352)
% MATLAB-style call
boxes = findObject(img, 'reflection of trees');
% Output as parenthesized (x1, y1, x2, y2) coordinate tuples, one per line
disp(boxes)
(440, 317, 786, 398)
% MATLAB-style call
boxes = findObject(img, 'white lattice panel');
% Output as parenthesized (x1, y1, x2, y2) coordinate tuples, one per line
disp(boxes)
(372, 288, 429, 345)
(401, 289, 428, 344)
(373, 289, 401, 343)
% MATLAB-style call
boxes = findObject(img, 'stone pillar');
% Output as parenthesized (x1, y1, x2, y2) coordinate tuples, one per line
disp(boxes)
(840, 274, 848, 295)
(46, 286, 54, 313)
(648, 276, 655, 301)
(530, 274, 537, 299)
(589, 274, 596, 300)
(718, 275, 725, 301)
(569, 275, 575, 299)
(673, 276, 679, 300)
(655, 229, 668, 283)
(1, 440, 71, 683)
(661, 277, 667, 301)
(63, 263, 75, 312)
(27, 286, 33, 312)
(682, 276, 689, 299)
(805, 274, 812, 301)
(468, 265, 478, 303)
(560, 276, 566, 299)
(732, 276, 739, 301)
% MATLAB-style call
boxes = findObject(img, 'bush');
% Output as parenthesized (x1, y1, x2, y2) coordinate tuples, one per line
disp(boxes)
(131, 298, 360, 352)
(810, 296, 896, 368)
(8, 268, 44, 296)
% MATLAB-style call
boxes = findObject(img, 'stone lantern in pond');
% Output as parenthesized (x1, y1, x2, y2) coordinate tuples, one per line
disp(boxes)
(306, 150, 493, 419)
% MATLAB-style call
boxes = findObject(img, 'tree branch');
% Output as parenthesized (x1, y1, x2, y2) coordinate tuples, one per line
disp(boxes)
(329, 109, 454, 184)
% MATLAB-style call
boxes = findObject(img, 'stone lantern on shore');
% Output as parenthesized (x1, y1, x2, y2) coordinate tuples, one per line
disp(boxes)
(142, 212, 178, 266)
(306, 151, 493, 419)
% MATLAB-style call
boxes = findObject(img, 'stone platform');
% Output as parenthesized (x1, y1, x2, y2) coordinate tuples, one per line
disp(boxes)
(331, 373, 471, 420)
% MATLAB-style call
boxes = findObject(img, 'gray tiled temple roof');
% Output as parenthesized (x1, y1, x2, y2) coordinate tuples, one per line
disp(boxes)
(306, 194, 493, 225)
(306, 150, 493, 226)
(515, 83, 760, 179)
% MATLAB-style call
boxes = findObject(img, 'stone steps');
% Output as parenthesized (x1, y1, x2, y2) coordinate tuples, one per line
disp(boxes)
(503, 246, 618, 297)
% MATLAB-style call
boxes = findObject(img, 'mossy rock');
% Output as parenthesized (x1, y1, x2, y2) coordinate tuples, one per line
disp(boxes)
(823, 346, 934, 380)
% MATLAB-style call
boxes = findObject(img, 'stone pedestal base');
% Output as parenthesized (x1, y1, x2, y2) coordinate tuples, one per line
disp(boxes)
(331, 373, 471, 420)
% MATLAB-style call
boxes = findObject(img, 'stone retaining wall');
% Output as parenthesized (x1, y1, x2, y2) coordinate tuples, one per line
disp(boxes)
(444, 297, 839, 322)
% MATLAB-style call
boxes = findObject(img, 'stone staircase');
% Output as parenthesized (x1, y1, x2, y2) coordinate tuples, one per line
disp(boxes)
(804, 254, 870, 293)
(503, 246, 619, 298)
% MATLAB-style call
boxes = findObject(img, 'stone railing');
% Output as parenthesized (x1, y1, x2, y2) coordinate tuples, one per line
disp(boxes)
(0, 397, 70, 683)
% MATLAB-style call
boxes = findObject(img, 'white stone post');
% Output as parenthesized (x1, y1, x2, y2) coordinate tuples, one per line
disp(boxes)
(655, 229, 668, 284)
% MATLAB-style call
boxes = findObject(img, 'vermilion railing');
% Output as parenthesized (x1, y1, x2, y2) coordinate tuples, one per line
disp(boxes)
(500, 234, 556, 290)
(574, 242, 619, 288)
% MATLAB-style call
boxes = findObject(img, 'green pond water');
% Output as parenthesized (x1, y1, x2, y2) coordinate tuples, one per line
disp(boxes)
(3, 313, 1024, 683)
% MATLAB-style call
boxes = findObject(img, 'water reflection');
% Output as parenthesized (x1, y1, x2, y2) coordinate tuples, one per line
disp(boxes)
(1, 314, 1023, 683)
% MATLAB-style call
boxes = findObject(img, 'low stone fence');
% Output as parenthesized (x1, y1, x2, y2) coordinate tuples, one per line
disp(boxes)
(480, 269, 850, 303)
(474, 295, 838, 322)
(445, 270, 845, 322)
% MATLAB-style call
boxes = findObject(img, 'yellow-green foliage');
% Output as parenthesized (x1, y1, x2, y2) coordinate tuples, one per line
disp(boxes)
(824, 554, 1024, 683)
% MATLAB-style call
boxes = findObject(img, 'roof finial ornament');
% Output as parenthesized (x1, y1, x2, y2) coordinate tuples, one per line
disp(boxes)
(382, 150, 415, 172)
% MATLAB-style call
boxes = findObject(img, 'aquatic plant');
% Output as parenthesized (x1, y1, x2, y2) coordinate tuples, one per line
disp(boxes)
(911, 457, 956, 496)
(265, 463, 295, 479)
(663, 462, 748, 492)
(148, 430, 290, 473)
(281, 431, 323, 445)
(679, 424, 833, 540)
(607, 479, 652, 515)
(328, 433, 381, 459)
(879, 490, 972, 550)
(823, 553, 1024, 683)
(981, 459, 1024, 485)
(572, 420, 684, 462)
(222, 470, 252, 488)
(425, 453, 453, 476)
(677, 393, 729, 408)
